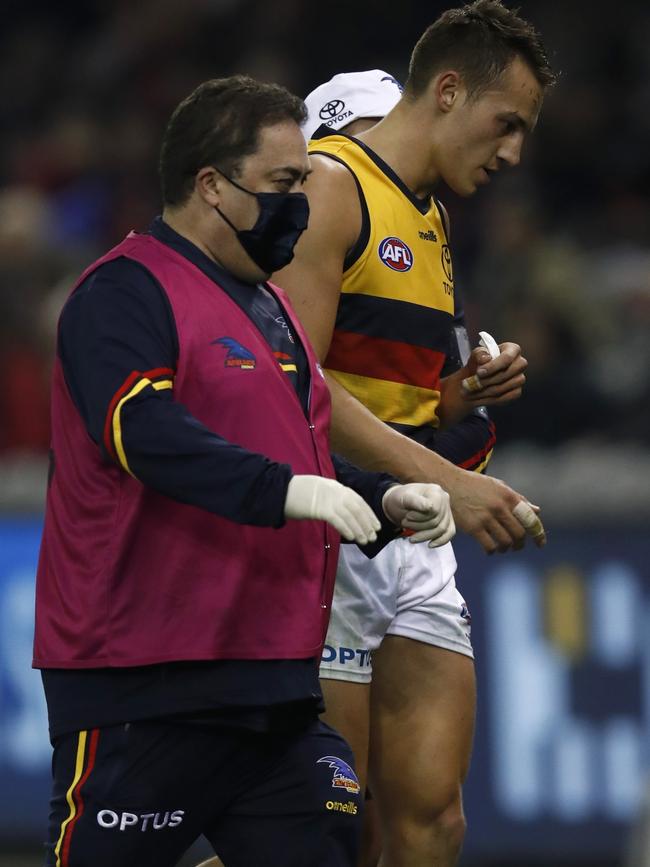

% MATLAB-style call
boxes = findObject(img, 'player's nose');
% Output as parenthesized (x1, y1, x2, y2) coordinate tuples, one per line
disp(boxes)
(497, 135, 523, 167)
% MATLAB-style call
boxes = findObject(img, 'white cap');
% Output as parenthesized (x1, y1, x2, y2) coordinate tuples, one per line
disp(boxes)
(303, 69, 402, 141)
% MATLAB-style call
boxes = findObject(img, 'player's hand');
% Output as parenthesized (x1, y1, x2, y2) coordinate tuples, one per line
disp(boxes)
(437, 342, 527, 428)
(284, 475, 381, 545)
(444, 467, 546, 554)
(382, 483, 455, 548)
(511, 499, 546, 546)
(460, 341, 527, 404)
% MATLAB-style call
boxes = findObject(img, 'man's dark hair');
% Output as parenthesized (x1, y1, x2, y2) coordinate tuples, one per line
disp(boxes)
(159, 75, 306, 206)
(405, 0, 556, 99)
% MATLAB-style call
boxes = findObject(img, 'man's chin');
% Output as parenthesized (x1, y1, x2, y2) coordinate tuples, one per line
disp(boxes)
(451, 181, 477, 198)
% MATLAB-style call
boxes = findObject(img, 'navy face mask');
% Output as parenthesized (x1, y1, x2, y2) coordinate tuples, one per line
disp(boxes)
(213, 169, 309, 274)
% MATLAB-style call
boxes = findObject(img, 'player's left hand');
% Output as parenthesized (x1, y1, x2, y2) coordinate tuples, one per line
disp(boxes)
(459, 341, 527, 404)
(438, 342, 527, 428)
(382, 483, 455, 548)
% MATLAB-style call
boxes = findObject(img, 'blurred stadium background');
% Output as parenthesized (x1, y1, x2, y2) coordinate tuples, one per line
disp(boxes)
(1, 0, 649, 864)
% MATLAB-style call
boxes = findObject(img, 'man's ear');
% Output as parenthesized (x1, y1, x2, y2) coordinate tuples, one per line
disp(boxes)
(434, 70, 462, 113)
(195, 166, 221, 205)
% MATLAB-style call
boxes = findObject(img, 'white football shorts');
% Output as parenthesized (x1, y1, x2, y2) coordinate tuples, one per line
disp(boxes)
(320, 537, 473, 683)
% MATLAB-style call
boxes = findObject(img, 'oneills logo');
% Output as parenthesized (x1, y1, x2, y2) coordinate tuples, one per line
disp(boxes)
(325, 800, 358, 815)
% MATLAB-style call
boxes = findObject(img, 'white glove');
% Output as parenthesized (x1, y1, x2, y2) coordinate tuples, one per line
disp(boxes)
(284, 475, 381, 545)
(382, 483, 455, 548)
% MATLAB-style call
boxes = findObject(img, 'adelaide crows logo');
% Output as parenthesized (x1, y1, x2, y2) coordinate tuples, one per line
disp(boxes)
(317, 756, 361, 795)
(212, 337, 257, 369)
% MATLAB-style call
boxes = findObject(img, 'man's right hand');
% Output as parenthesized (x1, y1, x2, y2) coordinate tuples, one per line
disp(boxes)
(284, 475, 381, 546)
(443, 466, 546, 553)
(382, 483, 455, 548)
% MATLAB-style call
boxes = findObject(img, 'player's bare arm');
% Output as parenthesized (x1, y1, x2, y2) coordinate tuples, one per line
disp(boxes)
(279, 156, 542, 555)
(276, 154, 360, 360)
(323, 382, 540, 554)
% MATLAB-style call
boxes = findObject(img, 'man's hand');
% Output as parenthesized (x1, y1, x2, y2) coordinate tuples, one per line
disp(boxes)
(443, 467, 546, 553)
(438, 342, 527, 428)
(382, 483, 455, 548)
(284, 475, 381, 545)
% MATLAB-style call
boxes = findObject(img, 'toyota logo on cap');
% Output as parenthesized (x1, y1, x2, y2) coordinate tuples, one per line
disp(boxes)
(319, 100, 345, 119)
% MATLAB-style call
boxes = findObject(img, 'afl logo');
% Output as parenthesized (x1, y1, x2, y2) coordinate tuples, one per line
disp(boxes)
(378, 236, 413, 272)
(319, 100, 345, 120)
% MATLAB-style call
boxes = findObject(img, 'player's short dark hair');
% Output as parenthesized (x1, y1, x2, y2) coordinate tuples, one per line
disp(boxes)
(159, 75, 306, 206)
(405, 0, 556, 99)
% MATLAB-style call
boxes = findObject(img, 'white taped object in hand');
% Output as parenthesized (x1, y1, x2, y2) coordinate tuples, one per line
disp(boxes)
(512, 499, 547, 545)
(462, 331, 500, 393)
(478, 331, 500, 360)
(382, 483, 455, 548)
(284, 475, 381, 545)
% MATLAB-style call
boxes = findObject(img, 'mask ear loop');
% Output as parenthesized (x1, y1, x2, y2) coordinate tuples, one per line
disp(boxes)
(214, 204, 240, 233)
(212, 166, 254, 197)
(211, 166, 257, 234)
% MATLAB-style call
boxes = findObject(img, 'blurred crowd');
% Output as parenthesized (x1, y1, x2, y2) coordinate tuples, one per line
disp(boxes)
(1, 0, 649, 455)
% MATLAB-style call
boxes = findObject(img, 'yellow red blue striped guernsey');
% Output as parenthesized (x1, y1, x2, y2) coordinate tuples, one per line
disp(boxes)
(310, 132, 455, 436)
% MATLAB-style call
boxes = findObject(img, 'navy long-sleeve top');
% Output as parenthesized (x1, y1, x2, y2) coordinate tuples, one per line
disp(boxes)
(43, 217, 398, 738)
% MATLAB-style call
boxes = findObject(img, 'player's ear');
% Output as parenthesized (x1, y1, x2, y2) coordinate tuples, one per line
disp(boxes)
(435, 71, 461, 113)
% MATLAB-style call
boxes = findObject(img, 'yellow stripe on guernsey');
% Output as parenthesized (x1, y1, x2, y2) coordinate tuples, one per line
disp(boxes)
(333, 371, 440, 429)
(474, 449, 494, 475)
(311, 134, 454, 432)
(54, 730, 87, 867)
(113, 378, 173, 476)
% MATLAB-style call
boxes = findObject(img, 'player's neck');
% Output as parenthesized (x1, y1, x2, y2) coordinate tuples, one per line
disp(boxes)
(358, 106, 441, 199)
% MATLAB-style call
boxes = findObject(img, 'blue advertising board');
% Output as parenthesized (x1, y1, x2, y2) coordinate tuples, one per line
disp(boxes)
(0, 518, 648, 861)
(461, 529, 649, 861)
(0, 518, 49, 838)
